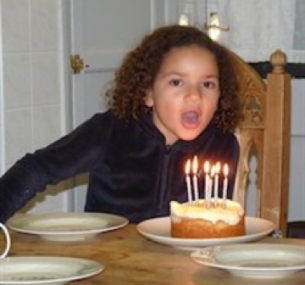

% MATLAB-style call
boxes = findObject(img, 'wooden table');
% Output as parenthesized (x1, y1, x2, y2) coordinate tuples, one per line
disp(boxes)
(1, 224, 305, 285)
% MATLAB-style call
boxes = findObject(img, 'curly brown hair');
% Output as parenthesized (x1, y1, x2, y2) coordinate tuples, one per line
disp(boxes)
(107, 25, 241, 132)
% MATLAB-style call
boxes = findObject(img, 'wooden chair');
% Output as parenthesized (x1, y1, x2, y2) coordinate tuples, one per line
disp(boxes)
(230, 50, 291, 236)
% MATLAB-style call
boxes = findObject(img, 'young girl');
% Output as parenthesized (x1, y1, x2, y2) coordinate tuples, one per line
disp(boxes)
(0, 25, 241, 224)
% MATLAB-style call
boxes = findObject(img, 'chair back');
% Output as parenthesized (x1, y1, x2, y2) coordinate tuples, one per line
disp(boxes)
(231, 50, 291, 235)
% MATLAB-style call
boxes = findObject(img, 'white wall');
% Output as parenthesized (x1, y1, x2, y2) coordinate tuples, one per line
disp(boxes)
(0, 1, 4, 174)
(289, 79, 305, 221)
(0, 0, 71, 213)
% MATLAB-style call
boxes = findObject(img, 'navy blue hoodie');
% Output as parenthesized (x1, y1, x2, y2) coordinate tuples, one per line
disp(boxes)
(0, 110, 239, 223)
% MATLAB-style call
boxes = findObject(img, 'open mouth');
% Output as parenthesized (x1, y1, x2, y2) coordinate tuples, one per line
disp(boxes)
(181, 111, 200, 128)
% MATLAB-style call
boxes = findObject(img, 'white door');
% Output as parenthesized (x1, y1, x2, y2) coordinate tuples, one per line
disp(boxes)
(68, 0, 180, 211)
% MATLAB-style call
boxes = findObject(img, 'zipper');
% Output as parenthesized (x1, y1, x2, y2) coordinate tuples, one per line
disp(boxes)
(156, 145, 172, 213)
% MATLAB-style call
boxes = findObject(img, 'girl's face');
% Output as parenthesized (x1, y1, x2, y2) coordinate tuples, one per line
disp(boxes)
(145, 45, 220, 145)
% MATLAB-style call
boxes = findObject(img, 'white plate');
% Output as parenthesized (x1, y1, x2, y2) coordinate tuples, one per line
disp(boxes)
(137, 216, 275, 249)
(7, 212, 128, 241)
(191, 244, 305, 279)
(0, 256, 103, 285)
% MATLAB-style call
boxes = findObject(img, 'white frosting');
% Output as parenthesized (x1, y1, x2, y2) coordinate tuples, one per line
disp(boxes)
(170, 199, 244, 225)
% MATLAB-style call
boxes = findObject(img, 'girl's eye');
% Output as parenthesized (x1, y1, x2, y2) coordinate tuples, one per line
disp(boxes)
(203, 81, 217, 89)
(170, 79, 182, 86)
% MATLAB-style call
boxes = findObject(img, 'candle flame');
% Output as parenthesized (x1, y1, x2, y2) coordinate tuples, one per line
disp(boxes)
(211, 165, 216, 177)
(203, 161, 210, 173)
(185, 159, 191, 175)
(224, 164, 229, 176)
(192, 156, 198, 174)
(215, 162, 221, 173)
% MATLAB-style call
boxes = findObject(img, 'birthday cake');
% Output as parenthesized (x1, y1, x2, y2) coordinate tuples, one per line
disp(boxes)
(170, 199, 245, 238)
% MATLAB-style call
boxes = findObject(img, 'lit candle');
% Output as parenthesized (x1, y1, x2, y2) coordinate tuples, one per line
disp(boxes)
(208, 165, 216, 207)
(192, 156, 199, 203)
(222, 163, 229, 208)
(213, 162, 221, 205)
(204, 161, 210, 207)
(185, 159, 192, 203)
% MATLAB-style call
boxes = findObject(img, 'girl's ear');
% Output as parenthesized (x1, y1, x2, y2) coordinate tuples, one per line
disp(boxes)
(144, 89, 154, 107)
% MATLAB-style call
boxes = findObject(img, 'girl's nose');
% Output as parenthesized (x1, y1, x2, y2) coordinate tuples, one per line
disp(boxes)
(185, 86, 202, 101)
